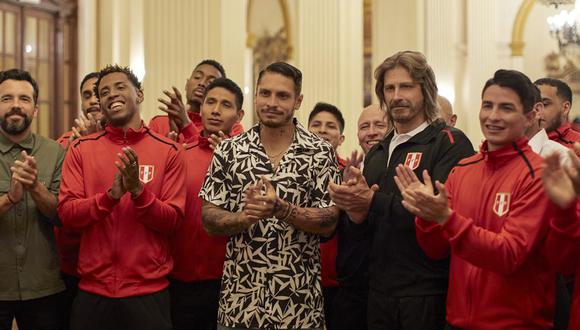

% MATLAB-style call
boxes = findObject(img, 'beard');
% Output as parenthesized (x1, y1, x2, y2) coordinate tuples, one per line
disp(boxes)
(387, 99, 421, 124)
(257, 107, 294, 128)
(0, 108, 32, 135)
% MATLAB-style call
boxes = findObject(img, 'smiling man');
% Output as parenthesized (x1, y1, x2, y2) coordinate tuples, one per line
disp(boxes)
(58, 65, 186, 330)
(397, 69, 555, 329)
(328, 51, 473, 330)
(169, 78, 244, 330)
(0, 69, 66, 330)
(358, 104, 390, 154)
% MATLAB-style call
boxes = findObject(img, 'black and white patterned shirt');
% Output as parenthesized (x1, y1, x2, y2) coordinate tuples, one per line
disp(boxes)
(199, 119, 339, 329)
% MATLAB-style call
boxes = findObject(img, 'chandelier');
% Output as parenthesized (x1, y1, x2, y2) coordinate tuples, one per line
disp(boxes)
(538, 0, 575, 8)
(546, 1, 580, 67)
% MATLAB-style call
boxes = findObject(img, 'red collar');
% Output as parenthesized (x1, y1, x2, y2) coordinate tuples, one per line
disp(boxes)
(104, 122, 148, 144)
(480, 136, 531, 162)
(548, 122, 572, 140)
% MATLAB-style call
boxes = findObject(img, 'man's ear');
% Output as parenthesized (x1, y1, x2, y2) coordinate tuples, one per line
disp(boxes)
(236, 109, 245, 122)
(294, 94, 303, 110)
(137, 90, 144, 104)
(562, 100, 572, 121)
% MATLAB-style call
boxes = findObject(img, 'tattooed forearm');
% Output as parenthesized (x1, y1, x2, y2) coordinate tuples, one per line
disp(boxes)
(279, 203, 339, 236)
(201, 201, 252, 236)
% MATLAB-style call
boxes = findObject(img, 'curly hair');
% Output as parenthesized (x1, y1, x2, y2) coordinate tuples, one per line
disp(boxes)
(93, 64, 143, 98)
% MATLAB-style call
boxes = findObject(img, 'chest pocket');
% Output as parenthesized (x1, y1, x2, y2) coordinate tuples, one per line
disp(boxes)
(274, 157, 313, 207)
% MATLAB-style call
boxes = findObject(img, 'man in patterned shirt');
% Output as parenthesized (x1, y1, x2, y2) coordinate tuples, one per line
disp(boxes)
(200, 62, 340, 330)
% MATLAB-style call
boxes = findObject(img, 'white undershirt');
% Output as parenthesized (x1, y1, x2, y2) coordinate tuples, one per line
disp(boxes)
(387, 121, 429, 166)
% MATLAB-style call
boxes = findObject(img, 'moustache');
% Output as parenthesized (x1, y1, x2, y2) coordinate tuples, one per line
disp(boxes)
(5, 108, 26, 119)
(389, 100, 411, 108)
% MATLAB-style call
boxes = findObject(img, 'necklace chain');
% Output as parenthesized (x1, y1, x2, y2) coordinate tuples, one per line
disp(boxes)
(264, 130, 294, 160)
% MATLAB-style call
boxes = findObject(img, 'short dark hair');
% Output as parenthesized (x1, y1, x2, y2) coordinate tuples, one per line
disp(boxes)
(257, 62, 302, 96)
(482, 69, 535, 113)
(534, 77, 573, 104)
(79, 72, 99, 94)
(308, 102, 345, 133)
(205, 78, 244, 110)
(0, 69, 39, 104)
(532, 84, 542, 104)
(94, 64, 143, 98)
(197, 59, 226, 78)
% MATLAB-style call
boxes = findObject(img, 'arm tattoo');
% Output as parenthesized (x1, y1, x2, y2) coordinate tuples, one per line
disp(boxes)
(284, 205, 339, 236)
(201, 201, 249, 236)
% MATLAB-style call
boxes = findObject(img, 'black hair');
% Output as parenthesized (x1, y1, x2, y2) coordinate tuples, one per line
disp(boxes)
(0, 68, 39, 104)
(257, 62, 302, 96)
(94, 64, 143, 98)
(80, 72, 100, 94)
(532, 84, 542, 104)
(205, 78, 244, 110)
(197, 59, 226, 78)
(308, 102, 345, 133)
(534, 77, 573, 104)
(482, 69, 535, 113)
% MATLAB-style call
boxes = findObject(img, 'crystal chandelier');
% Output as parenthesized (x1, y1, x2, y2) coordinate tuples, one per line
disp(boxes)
(546, 1, 580, 67)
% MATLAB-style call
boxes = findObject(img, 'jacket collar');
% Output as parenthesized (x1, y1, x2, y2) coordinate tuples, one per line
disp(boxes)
(104, 121, 148, 144)
(548, 122, 572, 141)
(0, 131, 35, 154)
(480, 136, 530, 163)
(379, 119, 446, 150)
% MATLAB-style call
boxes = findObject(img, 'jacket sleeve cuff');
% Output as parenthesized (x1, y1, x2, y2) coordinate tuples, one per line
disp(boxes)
(132, 186, 155, 207)
(416, 217, 442, 233)
(98, 191, 121, 211)
(441, 211, 468, 238)
(551, 200, 580, 237)
(180, 122, 197, 141)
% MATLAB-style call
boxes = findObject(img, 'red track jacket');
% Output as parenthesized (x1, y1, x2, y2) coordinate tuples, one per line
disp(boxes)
(149, 112, 243, 143)
(320, 156, 346, 288)
(415, 138, 554, 329)
(545, 201, 580, 329)
(170, 135, 227, 282)
(549, 122, 580, 148)
(57, 124, 186, 298)
(54, 131, 81, 276)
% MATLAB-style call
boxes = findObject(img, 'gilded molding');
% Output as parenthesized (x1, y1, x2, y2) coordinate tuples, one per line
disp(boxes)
(510, 0, 535, 56)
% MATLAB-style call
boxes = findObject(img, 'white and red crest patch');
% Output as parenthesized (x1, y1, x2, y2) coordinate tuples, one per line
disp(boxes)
(404, 152, 423, 170)
(493, 192, 510, 217)
(139, 165, 155, 184)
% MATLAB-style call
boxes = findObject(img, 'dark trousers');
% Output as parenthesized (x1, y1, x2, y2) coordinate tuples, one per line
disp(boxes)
(554, 274, 571, 330)
(323, 286, 339, 330)
(61, 273, 79, 330)
(70, 289, 171, 330)
(367, 292, 446, 330)
(169, 278, 221, 330)
(333, 286, 368, 330)
(0, 292, 65, 330)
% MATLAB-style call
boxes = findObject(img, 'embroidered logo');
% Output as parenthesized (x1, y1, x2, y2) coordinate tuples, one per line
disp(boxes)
(139, 165, 155, 184)
(493, 192, 510, 217)
(404, 152, 422, 170)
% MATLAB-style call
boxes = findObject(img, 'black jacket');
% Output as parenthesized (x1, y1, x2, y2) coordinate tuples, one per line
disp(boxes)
(357, 120, 474, 297)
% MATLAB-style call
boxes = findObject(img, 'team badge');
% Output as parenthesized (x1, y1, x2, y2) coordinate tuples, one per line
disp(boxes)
(493, 192, 510, 217)
(139, 165, 155, 184)
(404, 152, 422, 170)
